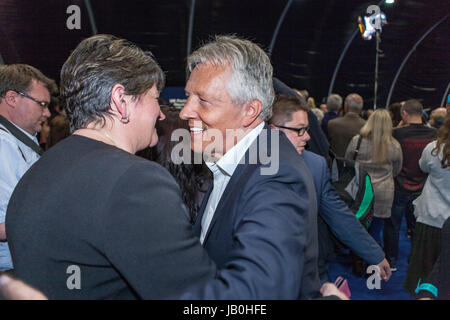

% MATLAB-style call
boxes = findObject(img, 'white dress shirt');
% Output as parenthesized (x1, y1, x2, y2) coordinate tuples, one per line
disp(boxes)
(0, 122, 40, 271)
(200, 122, 264, 244)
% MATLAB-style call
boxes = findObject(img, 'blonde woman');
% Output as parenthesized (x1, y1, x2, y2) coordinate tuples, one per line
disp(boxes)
(345, 109, 403, 244)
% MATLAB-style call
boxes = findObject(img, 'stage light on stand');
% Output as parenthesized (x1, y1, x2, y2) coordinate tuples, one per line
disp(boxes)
(357, 9, 388, 109)
(358, 11, 387, 40)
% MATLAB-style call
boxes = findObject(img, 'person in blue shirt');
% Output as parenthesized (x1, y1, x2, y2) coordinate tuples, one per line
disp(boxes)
(0, 64, 54, 271)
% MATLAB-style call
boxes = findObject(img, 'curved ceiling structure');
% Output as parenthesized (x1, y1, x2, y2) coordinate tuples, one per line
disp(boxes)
(0, 0, 448, 108)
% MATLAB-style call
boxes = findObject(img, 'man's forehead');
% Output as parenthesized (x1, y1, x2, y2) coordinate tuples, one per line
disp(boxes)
(289, 109, 309, 125)
(186, 62, 230, 92)
(29, 79, 51, 99)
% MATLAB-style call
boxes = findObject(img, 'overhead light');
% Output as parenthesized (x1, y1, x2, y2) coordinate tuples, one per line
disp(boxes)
(385, 0, 395, 4)
(358, 11, 388, 40)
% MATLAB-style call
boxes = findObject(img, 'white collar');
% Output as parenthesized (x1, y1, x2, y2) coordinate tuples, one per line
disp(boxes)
(0, 120, 38, 142)
(206, 122, 265, 177)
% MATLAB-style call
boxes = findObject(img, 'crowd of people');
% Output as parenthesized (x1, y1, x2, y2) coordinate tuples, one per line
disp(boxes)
(0, 33, 448, 300)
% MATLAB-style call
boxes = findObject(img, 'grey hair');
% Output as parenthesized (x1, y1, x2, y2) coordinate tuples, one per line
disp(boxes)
(326, 94, 342, 112)
(345, 93, 363, 111)
(187, 35, 274, 121)
(61, 34, 165, 132)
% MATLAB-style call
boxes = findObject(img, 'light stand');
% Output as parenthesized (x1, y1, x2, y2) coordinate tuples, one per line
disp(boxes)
(373, 31, 381, 110)
(358, 11, 387, 109)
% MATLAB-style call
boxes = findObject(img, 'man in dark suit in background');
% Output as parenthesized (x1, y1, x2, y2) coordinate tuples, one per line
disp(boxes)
(273, 77, 329, 159)
(327, 93, 366, 158)
(321, 93, 342, 138)
(268, 94, 391, 284)
(179, 35, 321, 299)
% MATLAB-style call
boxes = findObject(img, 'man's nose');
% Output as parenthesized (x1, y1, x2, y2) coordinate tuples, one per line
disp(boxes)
(43, 107, 51, 118)
(303, 130, 311, 142)
(179, 98, 195, 120)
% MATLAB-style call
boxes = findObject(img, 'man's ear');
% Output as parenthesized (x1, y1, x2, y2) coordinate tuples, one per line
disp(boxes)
(3, 90, 19, 107)
(242, 99, 263, 127)
(110, 84, 131, 119)
(400, 109, 408, 120)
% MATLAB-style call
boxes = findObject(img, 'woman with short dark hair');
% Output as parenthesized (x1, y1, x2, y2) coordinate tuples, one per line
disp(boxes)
(6, 34, 216, 299)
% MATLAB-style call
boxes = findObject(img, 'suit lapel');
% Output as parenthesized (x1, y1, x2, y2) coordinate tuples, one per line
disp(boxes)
(201, 124, 273, 245)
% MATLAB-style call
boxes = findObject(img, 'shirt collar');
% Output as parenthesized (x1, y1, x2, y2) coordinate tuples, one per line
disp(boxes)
(0, 120, 38, 143)
(206, 122, 265, 177)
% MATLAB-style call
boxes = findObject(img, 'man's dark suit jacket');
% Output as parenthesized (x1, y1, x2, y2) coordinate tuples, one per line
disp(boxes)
(189, 125, 321, 299)
(301, 150, 384, 267)
(327, 112, 366, 158)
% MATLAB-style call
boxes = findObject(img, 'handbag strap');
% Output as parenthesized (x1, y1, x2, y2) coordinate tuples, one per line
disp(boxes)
(353, 135, 363, 161)
(0, 115, 44, 156)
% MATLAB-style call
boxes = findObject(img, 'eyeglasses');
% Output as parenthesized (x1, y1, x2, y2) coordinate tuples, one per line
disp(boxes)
(275, 125, 310, 137)
(14, 90, 50, 109)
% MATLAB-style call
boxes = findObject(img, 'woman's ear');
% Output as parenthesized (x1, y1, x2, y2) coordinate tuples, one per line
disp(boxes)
(110, 84, 131, 119)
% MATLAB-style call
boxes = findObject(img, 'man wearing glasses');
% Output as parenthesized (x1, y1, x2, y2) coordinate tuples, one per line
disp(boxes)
(0, 64, 55, 272)
(269, 94, 392, 285)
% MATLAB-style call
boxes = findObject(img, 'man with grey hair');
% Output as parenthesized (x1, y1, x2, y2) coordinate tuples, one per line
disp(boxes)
(0, 64, 54, 272)
(327, 93, 366, 157)
(180, 35, 320, 299)
(321, 93, 342, 138)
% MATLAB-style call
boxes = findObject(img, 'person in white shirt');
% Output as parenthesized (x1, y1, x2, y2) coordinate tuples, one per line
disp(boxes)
(179, 35, 321, 299)
(404, 113, 450, 294)
(0, 64, 54, 271)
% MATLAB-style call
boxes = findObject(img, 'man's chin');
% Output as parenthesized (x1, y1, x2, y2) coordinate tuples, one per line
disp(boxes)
(149, 135, 159, 148)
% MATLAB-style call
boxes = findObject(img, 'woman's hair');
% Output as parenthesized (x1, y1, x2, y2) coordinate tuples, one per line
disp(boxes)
(307, 97, 316, 109)
(359, 108, 397, 164)
(187, 34, 274, 121)
(432, 112, 450, 168)
(60, 34, 165, 132)
(137, 105, 210, 223)
(388, 102, 402, 127)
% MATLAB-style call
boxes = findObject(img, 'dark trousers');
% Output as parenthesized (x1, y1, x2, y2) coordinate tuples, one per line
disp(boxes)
(369, 217, 385, 243)
(384, 190, 419, 267)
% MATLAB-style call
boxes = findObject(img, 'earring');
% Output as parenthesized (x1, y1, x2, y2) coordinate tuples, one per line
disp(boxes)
(120, 115, 129, 124)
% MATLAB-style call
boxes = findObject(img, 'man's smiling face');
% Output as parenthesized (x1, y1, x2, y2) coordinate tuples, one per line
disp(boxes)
(180, 62, 246, 158)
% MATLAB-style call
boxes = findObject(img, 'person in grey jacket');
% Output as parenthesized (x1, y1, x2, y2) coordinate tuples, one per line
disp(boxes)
(345, 109, 403, 252)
